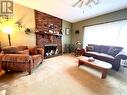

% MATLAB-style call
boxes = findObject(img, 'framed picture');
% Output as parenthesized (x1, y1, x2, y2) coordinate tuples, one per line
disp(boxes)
(65, 28, 70, 35)
(75, 30, 80, 34)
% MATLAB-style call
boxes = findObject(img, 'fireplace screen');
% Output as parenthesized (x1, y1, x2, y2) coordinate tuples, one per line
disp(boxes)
(44, 44, 59, 58)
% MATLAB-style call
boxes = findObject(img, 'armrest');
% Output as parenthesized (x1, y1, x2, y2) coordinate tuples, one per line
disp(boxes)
(0, 54, 4, 64)
(113, 51, 127, 71)
(80, 48, 86, 56)
(0, 54, 4, 60)
(2, 54, 32, 63)
(115, 51, 127, 60)
(37, 48, 44, 55)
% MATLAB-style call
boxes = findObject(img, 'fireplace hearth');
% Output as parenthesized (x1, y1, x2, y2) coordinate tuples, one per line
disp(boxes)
(44, 44, 59, 58)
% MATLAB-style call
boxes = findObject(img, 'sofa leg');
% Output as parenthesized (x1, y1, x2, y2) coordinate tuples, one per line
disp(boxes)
(28, 71, 31, 75)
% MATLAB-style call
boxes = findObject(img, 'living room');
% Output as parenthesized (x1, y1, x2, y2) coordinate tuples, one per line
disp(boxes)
(0, 0, 127, 95)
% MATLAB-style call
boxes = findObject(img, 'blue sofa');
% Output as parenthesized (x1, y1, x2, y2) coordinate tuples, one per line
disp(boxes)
(84, 44, 127, 71)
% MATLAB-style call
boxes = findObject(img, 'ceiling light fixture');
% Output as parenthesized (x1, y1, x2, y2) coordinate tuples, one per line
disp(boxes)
(72, 0, 99, 13)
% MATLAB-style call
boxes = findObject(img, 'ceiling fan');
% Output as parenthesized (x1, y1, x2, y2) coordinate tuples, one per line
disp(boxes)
(72, 0, 99, 8)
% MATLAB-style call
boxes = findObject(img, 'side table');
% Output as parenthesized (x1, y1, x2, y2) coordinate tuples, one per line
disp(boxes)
(75, 48, 85, 56)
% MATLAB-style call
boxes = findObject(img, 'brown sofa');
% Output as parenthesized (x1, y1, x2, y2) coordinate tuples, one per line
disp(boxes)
(0, 46, 44, 74)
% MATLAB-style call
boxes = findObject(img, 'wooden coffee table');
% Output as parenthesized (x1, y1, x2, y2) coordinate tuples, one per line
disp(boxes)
(78, 56, 112, 79)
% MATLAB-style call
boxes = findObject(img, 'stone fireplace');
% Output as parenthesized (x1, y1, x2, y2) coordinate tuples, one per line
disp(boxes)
(35, 10, 62, 58)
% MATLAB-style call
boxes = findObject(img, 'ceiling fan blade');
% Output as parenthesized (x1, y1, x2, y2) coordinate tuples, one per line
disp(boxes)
(72, 0, 81, 7)
(93, 0, 99, 5)
(78, 1, 84, 8)
(85, 0, 91, 6)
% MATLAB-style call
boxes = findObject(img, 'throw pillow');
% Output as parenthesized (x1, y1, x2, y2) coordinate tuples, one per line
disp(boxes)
(2, 46, 18, 54)
(17, 46, 28, 51)
(93, 45, 101, 53)
(29, 47, 37, 55)
(108, 47, 121, 57)
(86, 46, 94, 51)
(101, 46, 110, 54)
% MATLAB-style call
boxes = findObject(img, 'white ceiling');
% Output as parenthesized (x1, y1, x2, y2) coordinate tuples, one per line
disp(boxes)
(14, 0, 127, 23)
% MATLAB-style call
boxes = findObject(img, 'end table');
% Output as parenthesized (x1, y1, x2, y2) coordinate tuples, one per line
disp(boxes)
(75, 48, 85, 56)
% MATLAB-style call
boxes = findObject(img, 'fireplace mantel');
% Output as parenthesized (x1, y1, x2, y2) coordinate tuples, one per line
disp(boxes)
(45, 44, 57, 46)
(35, 32, 62, 37)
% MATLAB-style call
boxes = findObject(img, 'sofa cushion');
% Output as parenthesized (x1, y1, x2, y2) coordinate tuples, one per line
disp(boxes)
(2, 46, 18, 54)
(17, 50, 29, 55)
(2, 54, 31, 62)
(17, 46, 28, 51)
(84, 51, 99, 58)
(86, 46, 94, 51)
(100, 45, 110, 54)
(108, 47, 122, 57)
(29, 47, 38, 55)
(93, 45, 101, 52)
(97, 53, 114, 63)
(88, 44, 101, 52)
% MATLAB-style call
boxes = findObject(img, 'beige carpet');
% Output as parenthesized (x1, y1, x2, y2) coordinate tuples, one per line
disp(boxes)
(0, 54, 127, 95)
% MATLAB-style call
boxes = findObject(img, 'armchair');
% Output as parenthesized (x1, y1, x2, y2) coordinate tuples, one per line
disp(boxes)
(0, 46, 44, 74)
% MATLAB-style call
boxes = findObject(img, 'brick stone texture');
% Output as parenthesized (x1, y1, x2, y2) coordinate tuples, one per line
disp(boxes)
(35, 10, 62, 54)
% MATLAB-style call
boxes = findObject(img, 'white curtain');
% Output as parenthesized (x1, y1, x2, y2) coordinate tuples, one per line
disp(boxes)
(83, 20, 127, 49)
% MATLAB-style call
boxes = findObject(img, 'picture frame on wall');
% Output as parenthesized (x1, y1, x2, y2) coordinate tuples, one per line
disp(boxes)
(65, 28, 70, 35)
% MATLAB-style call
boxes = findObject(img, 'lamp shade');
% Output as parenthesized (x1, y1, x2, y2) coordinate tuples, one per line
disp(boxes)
(3, 27, 13, 34)
(76, 41, 82, 48)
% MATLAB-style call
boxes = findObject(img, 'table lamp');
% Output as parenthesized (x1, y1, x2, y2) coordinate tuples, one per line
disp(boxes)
(76, 41, 82, 48)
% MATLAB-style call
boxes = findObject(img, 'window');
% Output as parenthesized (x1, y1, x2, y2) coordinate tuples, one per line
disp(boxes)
(83, 20, 127, 49)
